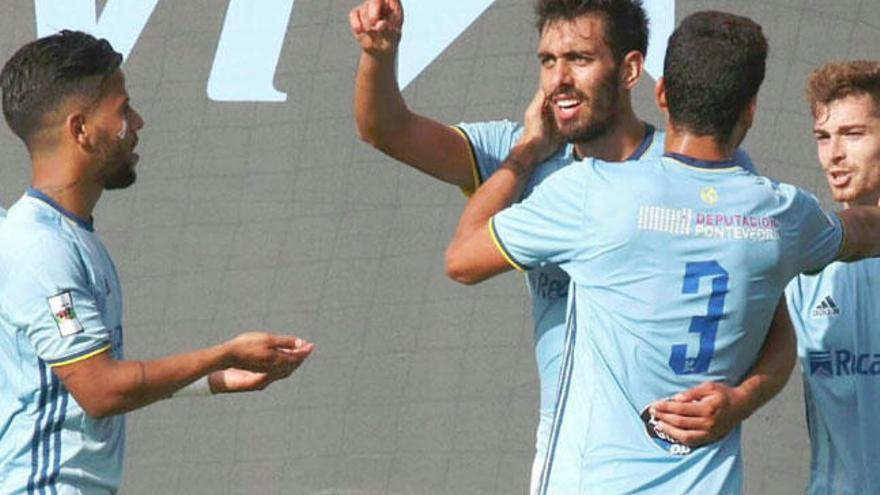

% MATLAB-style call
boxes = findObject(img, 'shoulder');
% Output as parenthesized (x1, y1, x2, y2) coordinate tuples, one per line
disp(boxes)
(454, 120, 523, 142)
(0, 202, 84, 277)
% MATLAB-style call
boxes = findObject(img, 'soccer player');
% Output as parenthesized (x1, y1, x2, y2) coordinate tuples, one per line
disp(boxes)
(0, 31, 314, 494)
(784, 60, 880, 495)
(445, 11, 880, 494)
(350, 0, 794, 488)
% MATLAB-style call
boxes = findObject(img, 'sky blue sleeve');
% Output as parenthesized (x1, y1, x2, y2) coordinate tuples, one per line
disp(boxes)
(455, 120, 523, 185)
(491, 163, 588, 270)
(789, 187, 844, 275)
(5, 237, 112, 366)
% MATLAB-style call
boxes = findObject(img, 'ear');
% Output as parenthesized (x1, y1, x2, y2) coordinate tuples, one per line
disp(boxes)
(65, 112, 91, 150)
(743, 96, 757, 129)
(619, 50, 644, 90)
(655, 77, 668, 113)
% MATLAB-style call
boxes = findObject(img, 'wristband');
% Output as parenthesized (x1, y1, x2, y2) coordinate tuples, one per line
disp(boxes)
(172, 376, 213, 398)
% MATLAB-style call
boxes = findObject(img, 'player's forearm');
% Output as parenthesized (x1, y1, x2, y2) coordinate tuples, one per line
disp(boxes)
(734, 301, 797, 418)
(353, 51, 410, 148)
(837, 206, 880, 261)
(60, 345, 230, 418)
(445, 143, 538, 283)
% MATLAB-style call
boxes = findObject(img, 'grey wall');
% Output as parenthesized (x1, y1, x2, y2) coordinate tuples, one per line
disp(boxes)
(0, 1, 878, 494)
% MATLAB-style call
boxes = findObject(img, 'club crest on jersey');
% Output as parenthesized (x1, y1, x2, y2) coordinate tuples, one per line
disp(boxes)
(47, 291, 84, 337)
(641, 405, 693, 456)
(700, 187, 719, 205)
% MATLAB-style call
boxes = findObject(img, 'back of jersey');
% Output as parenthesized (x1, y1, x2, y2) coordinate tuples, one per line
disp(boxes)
(492, 155, 842, 494)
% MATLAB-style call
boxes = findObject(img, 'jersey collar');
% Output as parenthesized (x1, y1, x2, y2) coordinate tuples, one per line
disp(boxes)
(663, 152, 739, 170)
(627, 123, 656, 160)
(573, 122, 656, 161)
(26, 187, 94, 232)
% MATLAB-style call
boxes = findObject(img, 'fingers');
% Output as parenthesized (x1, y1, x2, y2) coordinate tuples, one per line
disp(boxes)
(651, 408, 711, 431)
(650, 398, 710, 418)
(387, 0, 404, 27)
(274, 339, 315, 365)
(351, 0, 400, 35)
(367, 0, 382, 26)
(654, 420, 709, 447)
(349, 6, 366, 36)
(267, 334, 299, 350)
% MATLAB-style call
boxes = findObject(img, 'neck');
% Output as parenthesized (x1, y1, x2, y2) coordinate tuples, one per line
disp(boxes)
(664, 124, 737, 161)
(572, 108, 646, 161)
(31, 153, 102, 222)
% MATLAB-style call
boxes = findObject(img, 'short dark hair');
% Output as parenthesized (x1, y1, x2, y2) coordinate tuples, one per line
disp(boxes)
(535, 0, 649, 62)
(663, 11, 767, 144)
(1, 30, 122, 146)
(806, 60, 880, 118)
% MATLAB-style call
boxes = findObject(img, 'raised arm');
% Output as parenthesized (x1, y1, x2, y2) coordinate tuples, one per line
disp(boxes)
(350, 0, 475, 188)
(52, 332, 313, 418)
(445, 91, 563, 284)
(650, 298, 796, 446)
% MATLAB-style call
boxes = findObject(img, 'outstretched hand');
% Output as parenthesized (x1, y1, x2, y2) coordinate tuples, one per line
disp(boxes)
(222, 332, 314, 372)
(649, 381, 750, 447)
(213, 334, 314, 393)
(349, 0, 404, 56)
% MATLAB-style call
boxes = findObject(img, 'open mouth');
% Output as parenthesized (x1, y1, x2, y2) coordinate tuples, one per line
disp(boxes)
(552, 96, 584, 121)
(828, 169, 851, 188)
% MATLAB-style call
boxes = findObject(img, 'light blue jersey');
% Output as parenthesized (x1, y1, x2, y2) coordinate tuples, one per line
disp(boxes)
(456, 120, 664, 458)
(491, 154, 841, 494)
(455, 120, 755, 462)
(0, 189, 125, 495)
(785, 259, 880, 495)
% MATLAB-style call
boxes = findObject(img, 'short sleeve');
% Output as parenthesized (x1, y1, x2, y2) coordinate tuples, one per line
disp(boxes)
(454, 121, 523, 194)
(4, 238, 111, 367)
(491, 162, 589, 270)
(788, 188, 844, 275)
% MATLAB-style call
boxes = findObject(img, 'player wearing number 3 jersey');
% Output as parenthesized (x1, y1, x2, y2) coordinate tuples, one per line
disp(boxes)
(446, 11, 880, 494)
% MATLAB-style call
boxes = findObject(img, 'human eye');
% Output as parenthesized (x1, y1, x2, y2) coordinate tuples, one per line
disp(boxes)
(569, 53, 592, 66)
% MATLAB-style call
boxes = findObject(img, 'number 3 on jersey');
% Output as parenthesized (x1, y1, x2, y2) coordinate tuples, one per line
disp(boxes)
(669, 261, 729, 375)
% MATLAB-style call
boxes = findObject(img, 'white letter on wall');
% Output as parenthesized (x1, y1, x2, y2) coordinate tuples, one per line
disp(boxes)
(207, 0, 296, 102)
(35, 0, 159, 62)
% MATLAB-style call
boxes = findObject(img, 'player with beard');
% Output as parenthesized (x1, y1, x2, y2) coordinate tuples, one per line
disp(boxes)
(444, 12, 880, 493)
(0, 31, 314, 494)
(350, 0, 795, 489)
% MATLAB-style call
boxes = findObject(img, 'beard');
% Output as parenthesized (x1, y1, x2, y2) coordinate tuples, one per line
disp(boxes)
(95, 135, 138, 190)
(103, 155, 137, 190)
(553, 69, 621, 144)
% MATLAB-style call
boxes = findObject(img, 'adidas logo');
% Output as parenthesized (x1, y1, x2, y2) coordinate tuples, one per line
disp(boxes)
(811, 296, 841, 317)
